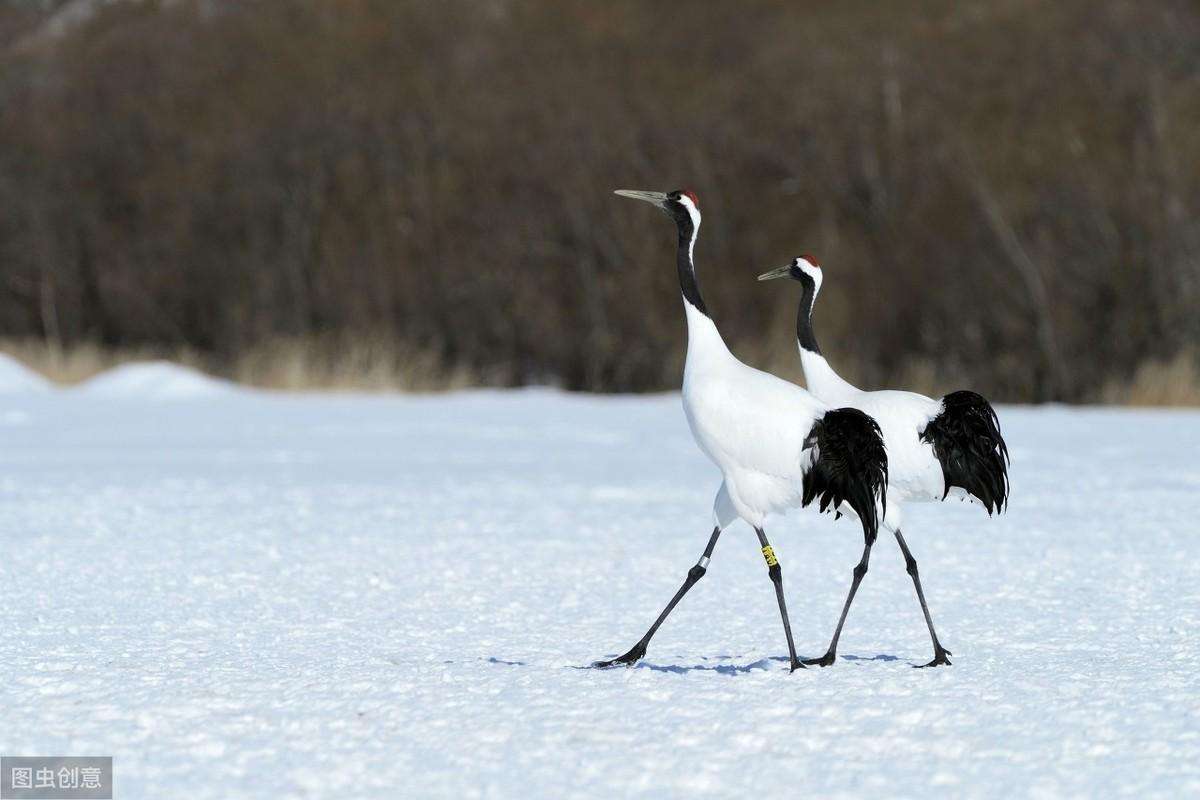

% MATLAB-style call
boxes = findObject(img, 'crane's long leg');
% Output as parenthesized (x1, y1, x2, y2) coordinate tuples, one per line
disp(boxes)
(894, 528, 952, 667)
(755, 527, 804, 672)
(804, 536, 873, 667)
(592, 526, 722, 668)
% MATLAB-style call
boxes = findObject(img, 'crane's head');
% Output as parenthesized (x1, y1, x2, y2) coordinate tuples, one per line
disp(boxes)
(757, 254, 822, 294)
(614, 188, 701, 233)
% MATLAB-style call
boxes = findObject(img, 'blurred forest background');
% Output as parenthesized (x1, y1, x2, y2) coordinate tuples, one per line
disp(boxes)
(1, 0, 1198, 402)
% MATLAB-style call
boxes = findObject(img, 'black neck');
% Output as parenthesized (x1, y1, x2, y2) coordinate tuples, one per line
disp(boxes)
(796, 274, 820, 354)
(675, 218, 708, 316)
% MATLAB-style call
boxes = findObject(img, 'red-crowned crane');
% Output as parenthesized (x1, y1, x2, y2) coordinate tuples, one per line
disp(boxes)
(593, 191, 888, 672)
(758, 255, 1010, 667)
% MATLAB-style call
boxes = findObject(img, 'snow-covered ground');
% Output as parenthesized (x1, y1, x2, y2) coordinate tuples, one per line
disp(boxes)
(2, 358, 1199, 798)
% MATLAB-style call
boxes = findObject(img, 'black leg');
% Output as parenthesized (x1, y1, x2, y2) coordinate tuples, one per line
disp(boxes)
(804, 537, 873, 667)
(894, 528, 952, 667)
(755, 527, 804, 672)
(593, 526, 722, 668)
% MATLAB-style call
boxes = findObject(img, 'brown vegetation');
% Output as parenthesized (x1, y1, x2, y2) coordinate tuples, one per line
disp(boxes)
(0, 335, 473, 391)
(2, 0, 1198, 401)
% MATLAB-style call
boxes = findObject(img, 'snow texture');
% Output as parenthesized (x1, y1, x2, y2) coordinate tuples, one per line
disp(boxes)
(75, 361, 238, 400)
(2, 379, 1199, 798)
(0, 354, 50, 396)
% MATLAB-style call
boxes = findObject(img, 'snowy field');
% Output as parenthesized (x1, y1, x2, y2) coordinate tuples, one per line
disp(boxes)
(2, 356, 1199, 798)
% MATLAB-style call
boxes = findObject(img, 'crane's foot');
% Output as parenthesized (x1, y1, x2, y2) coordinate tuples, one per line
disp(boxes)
(592, 642, 646, 669)
(915, 647, 952, 668)
(789, 657, 806, 672)
(802, 651, 836, 667)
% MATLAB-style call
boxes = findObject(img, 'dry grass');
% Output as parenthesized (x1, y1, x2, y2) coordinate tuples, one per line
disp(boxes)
(227, 336, 478, 392)
(0, 337, 478, 393)
(6, 338, 1200, 405)
(1101, 352, 1200, 407)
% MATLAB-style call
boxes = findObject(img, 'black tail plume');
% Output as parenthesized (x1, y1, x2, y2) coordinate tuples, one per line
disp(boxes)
(920, 390, 1010, 514)
(802, 407, 889, 542)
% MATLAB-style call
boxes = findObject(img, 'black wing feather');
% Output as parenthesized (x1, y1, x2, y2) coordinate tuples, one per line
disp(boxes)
(802, 408, 889, 543)
(920, 390, 1010, 514)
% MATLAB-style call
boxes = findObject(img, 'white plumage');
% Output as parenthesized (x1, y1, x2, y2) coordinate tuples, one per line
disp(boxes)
(681, 302, 825, 529)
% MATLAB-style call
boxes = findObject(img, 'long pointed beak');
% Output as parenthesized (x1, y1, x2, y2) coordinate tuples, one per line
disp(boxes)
(614, 189, 669, 209)
(757, 264, 793, 281)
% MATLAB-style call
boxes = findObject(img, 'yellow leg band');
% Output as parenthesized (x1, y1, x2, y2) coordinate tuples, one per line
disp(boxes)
(761, 546, 778, 567)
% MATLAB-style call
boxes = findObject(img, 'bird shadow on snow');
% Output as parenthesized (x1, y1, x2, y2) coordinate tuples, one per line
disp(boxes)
(552, 653, 902, 674)
(482, 657, 528, 666)
(840, 653, 900, 663)
(478, 653, 903, 673)
(618, 656, 781, 675)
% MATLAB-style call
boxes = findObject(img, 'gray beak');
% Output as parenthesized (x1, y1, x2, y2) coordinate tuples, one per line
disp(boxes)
(614, 189, 669, 209)
(757, 264, 794, 281)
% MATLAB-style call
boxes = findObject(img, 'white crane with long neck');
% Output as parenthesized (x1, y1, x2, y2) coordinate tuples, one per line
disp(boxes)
(593, 191, 888, 672)
(758, 255, 1010, 667)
